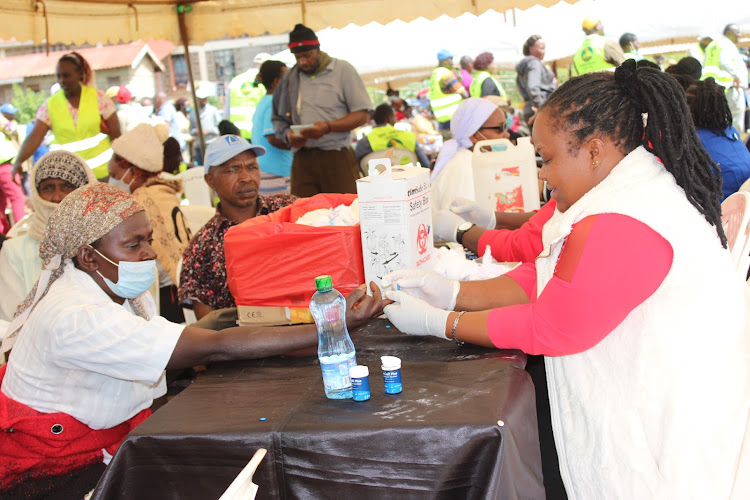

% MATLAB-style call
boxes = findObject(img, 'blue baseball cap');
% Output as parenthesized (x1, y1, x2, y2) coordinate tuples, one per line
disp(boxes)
(437, 49, 454, 62)
(1, 103, 18, 115)
(203, 135, 266, 173)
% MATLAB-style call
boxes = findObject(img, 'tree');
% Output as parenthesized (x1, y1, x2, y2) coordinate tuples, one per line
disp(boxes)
(11, 83, 47, 125)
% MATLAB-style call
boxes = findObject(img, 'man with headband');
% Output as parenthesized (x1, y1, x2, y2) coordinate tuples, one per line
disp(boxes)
(272, 23, 372, 197)
(0, 150, 96, 320)
(0, 183, 383, 497)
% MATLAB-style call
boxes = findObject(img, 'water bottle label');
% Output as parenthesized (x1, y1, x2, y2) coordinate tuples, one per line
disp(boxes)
(320, 356, 356, 391)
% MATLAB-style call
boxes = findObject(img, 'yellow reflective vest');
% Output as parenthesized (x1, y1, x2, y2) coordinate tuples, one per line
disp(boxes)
(48, 85, 112, 179)
(0, 131, 17, 165)
(573, 35, 615, 75)
(228, 69, 266, 139)
(469, 71, 507, 99)
(429, 67, 463, 123)
(367, 125, 417, 165)
(702, 37, 737, 87)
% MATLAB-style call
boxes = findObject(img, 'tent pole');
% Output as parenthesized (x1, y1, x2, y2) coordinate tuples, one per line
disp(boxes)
(177, 6, 206, 164)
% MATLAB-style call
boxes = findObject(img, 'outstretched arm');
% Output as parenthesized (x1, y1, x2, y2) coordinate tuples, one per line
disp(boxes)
(168, 283, 384, 369)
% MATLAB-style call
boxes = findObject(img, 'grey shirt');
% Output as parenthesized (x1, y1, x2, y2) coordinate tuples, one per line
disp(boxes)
(273, 57, 372, 151)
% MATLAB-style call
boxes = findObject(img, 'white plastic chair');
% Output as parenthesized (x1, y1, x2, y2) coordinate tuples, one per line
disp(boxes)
(180, 204, 216, 236)
(218, 448, 266, 500)
(720, 191, 750, 278)
(175, 258, 196, 325)
(360, 147, 418, 172)
(176, 168, 213, 207)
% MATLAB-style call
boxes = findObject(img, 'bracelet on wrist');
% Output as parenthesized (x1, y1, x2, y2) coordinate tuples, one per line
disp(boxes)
(325, 122, 332, 133)
(451, 311, 466, 346)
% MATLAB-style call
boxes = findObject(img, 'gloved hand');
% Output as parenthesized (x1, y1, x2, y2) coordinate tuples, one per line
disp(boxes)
(434, 208, 465, 243)
(383, 290, 450, 339)
(449, 197, 496, 230)
(381, 269, 459, 310)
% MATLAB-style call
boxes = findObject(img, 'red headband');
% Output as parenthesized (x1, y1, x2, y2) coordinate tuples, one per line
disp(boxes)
(288, 40, 319, 50)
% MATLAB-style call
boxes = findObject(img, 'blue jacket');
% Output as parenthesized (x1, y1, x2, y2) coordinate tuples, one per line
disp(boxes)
(696, 126, 750, 200)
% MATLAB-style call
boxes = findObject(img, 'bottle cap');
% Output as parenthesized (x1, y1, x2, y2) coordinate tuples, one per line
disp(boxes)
(314, 275, 333, 292)
(380, 356, 401, 370)
(349, 365, 369, 378)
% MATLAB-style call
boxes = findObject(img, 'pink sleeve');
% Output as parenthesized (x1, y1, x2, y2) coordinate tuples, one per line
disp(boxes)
(35, 100, 51, 127)
(478, 200, 556, 263)
(97, 89, 116, 119)
(486, 213, 673, 356)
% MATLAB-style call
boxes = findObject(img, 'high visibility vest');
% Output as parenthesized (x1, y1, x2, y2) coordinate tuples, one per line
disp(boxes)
(229, 69, 266, 140)
(0, 132, 17, 165)
(469, 71, 507, 99)
(702, 38, 735, 87)
(367, 125, 417, 164)
(429, 67, 463, 123)
(48, 85, 112, 179)
(573, 35, 615, 75)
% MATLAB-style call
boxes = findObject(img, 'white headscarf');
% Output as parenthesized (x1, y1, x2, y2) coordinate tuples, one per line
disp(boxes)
(431, 98, 499, 180)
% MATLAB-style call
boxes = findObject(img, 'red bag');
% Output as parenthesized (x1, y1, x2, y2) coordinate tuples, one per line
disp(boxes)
(225, 193, 364, 307)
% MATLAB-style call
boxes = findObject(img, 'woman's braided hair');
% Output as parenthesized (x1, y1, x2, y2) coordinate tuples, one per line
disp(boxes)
(541, 59, 726, 247)
(685, 77, 734, 136)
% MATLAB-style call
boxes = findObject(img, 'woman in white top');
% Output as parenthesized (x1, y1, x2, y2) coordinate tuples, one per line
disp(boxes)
(0, 182, 383, 497)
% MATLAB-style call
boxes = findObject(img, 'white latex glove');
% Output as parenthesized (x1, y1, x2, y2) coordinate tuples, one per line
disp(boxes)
(384, 290, 450, 339)
(434, 208, 466, 243)
(381, 268, 460, 310)
(449, 197, 496, 230)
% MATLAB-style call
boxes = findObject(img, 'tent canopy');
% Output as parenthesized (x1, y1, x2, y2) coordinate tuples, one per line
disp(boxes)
(0, 0, 568, 46)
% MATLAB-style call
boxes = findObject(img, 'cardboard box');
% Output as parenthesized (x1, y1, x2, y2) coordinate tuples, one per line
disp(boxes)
(356, 161, 434, 290)
(237, 305, 314, 327)
(472, 137, 540, 213)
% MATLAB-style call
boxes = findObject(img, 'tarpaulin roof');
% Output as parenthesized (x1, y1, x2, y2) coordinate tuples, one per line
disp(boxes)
(0, 0, 574, 46)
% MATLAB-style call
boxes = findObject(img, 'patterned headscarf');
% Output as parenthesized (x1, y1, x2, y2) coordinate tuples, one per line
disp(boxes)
(28, 150, 97, 242)
(2, 183, 147, 353)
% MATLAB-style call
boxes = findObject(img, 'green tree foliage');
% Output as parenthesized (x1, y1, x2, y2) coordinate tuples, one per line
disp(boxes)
(10, 83, 47, 125)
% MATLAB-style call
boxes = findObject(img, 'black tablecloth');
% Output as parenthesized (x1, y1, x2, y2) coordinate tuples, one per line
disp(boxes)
(93, 319, 544, 499)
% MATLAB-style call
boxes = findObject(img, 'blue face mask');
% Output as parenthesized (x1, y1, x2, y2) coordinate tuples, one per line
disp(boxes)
(90, 246, 156, 299)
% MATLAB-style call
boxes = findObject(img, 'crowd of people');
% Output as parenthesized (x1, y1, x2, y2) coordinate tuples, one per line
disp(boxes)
(0, 16, 749, 500)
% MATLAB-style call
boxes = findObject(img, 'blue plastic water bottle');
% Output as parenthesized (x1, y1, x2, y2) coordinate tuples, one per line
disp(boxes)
(310, 275, 357, 399)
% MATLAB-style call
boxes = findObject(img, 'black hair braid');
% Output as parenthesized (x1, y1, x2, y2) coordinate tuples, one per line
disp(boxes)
(685, 78, 733, 135)
(634, 67, 726, 247)
(542, 60, 727, 247)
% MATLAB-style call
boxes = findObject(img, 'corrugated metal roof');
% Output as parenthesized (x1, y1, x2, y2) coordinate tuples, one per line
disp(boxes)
(0, 40, 174, 80)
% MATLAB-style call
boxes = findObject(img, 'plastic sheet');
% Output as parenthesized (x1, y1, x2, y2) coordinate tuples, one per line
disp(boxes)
(225, 193, 364, 307)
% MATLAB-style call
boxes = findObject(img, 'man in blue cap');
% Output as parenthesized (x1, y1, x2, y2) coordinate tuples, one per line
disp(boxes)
(178, 135, 297, 321)
(429, 50, 469, 135)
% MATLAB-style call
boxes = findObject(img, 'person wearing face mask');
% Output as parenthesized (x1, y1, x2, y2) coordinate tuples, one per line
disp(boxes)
(272, 23, 372, 197)
(108, 123, 191, 322)
(0, 150, 96, 321)
(0, 183, 384, 497)
(11, 52, 121, 182)
(429, 98, 510, 215)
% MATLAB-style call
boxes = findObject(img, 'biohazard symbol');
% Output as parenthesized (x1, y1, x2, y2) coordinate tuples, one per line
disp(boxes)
(580, 46, 594, 62)
(416, 223, 429, 255)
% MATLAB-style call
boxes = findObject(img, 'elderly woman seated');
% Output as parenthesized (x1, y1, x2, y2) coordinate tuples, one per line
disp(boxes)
(0, 183, 383, 497)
